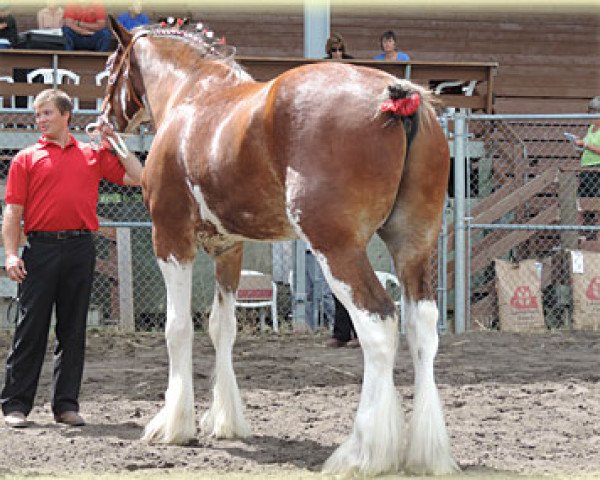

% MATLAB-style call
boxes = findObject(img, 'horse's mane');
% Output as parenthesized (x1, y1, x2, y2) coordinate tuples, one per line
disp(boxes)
(137, 24, 233, 60)
(134, 24, 251, 82)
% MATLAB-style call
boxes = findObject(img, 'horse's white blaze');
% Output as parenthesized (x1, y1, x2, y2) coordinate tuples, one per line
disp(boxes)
(201, 285, 251, 438)
(317, 260, 405, 475)
(404, 300, 458, 475)
(142, 259, 196, 444)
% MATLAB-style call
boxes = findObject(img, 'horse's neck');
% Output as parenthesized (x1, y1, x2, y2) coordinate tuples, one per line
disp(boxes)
(137, 40, 248, 127)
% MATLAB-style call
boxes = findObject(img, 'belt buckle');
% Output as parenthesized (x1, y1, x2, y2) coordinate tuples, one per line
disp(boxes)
(56, 231, 68, 240)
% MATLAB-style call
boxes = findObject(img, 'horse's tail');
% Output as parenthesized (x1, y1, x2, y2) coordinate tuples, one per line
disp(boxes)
(378, 81, 440, 154)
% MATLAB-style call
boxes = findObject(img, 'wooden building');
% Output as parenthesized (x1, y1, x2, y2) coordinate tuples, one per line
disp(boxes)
(9, 4, 599, 113)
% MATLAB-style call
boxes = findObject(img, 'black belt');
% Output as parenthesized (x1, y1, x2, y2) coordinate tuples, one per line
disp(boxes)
(27, 230, 92, 240)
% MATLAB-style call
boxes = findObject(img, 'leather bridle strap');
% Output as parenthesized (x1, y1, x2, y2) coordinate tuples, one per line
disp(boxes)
(100, 30, 149, 120)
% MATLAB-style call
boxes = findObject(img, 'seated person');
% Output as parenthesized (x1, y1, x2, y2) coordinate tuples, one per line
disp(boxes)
(117, 1, 149, 31)
(324, 32, 353, 60)
(37, 0, 64, 30)
(373, 30, 410, 61)
(62, 1, 112, 52)
(0, 4, 17, 49)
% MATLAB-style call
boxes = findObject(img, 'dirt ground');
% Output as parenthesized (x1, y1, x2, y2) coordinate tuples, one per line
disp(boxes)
(0, 328, 599, 479)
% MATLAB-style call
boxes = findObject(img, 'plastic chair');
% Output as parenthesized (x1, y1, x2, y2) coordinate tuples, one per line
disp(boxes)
(26, 68, 80, 110)
(0, 76, 16, 109)
(95, 71, 109, 111)
(235, 269, 278, 332)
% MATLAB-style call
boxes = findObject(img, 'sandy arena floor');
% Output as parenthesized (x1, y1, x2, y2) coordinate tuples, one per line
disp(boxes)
(0, 329, 599, 478)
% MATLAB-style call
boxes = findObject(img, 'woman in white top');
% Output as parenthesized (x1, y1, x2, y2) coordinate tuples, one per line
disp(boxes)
(37, 0, 64, 30)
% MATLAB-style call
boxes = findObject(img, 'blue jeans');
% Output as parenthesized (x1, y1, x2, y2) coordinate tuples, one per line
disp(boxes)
(62, 26, 112, 52)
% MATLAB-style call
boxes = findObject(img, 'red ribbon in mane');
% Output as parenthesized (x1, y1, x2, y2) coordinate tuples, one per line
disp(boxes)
(380, 92, 420, 116)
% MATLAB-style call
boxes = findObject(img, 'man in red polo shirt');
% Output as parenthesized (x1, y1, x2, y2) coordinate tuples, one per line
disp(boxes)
(1, 88, 142, 428)
(62, 1, 112, 51)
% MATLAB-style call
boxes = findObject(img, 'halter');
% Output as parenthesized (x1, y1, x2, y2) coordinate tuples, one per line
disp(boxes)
(86, 30, 148, 156)
(101, 29, 149, 121)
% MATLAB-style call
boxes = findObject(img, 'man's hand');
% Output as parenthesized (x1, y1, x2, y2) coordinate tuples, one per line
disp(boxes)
(5, 253, 26, 283)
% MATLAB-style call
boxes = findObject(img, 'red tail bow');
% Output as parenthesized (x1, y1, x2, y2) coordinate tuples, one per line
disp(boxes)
(380, 92, 420, 116)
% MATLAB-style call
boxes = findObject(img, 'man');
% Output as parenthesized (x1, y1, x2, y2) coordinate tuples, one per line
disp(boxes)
(1, 89, 142, 428)
(62, 1, 112, 51)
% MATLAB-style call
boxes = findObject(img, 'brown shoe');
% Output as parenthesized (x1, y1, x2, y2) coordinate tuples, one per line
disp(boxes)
(4, 411, 30, 428)
(346, 338, 361, 348)
(54, 411, 85, 427)
(325, 338, 347, 348)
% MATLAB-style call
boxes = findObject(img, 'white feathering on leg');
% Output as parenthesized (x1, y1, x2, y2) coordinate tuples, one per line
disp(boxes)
(404, 300, 459, 474)
(200, 287, 250, 438)
(142, 259, 196, 445)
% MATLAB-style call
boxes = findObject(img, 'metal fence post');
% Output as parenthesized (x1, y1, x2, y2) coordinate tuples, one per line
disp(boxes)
(453, 111, 467, 334)
(292, 239, 308, 331)
(116, 227, 135, 332)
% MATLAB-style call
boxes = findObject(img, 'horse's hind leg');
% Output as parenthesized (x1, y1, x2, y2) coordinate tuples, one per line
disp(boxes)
(379, 196, 458, 472)
(200, 242, 251, 438)
(392, 252, 457, 475)
(317, 247, 405, 476)
(143, 257, 196, 445)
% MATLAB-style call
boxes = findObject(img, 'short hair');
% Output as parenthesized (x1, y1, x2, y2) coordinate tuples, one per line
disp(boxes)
(325, 32, 346, 55)
(380, 30, 397, 49)
(33, 88, 73, 122)
(589, 96, 600, 111)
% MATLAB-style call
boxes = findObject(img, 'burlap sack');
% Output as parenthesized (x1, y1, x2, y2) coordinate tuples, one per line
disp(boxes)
(570, 250, 600, 331)
(495, 259, 546, 332)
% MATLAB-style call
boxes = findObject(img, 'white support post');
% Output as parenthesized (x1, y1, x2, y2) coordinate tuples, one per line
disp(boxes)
(117, 227, 135, 332)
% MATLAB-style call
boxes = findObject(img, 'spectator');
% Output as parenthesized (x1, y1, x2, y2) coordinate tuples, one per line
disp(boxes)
(117, 1, 149, 31)
(1, 89, 143, 429)
(0, 4, 17, 49)
(62, 1, 112, 51)
(575, 96, 600, 166)
(373, 30, 410, 61)
(324, 32, 353, 60)
(322, 33, 359, 349)
(574, 96, 600, 234)
(37, 0, 64, 30)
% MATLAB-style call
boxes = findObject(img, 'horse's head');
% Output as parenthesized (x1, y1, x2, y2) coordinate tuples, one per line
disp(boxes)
(101, 16, 150, 133)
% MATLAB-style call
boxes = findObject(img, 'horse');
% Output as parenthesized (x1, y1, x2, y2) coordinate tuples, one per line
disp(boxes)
(100, 16, 458, 476)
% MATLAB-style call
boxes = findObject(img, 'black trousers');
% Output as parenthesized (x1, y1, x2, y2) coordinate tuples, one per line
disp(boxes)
(332, 296, 357, 342)
(1, 235, 95, 416)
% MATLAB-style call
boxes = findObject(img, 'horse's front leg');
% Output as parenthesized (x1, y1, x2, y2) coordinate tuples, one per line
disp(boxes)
(142, 259, 196, 444)
(200, 243, 250, 438)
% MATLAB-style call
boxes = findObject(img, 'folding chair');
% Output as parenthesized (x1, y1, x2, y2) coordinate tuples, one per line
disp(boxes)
(235, 269, 278, 332)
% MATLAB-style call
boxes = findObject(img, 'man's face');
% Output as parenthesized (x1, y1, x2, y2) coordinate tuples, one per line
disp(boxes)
(34, 101, 69, 139)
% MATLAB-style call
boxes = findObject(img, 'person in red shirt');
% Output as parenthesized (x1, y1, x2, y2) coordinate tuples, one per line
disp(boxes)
(62, 1, 112, 51)
(1, 89, 142, 428)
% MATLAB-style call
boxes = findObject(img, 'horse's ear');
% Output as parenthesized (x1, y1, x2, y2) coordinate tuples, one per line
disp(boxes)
(108, 14, 132, 47)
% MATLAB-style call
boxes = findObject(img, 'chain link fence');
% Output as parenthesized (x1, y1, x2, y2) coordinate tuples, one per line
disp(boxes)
(5, 108, 599, 334)
(458, 112, 600, 332)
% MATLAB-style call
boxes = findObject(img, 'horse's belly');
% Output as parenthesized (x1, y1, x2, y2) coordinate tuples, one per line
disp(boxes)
(190, 182, 296, 244)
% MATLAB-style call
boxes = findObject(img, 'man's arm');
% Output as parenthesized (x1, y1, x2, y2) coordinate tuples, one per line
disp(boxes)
(2, 204, 26, 283)
(118, 151, 143, 186)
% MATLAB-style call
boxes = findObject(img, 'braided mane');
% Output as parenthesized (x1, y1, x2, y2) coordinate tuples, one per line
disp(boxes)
(139, 24, 236, 60)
